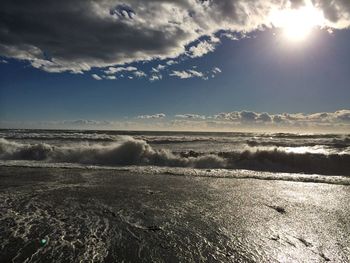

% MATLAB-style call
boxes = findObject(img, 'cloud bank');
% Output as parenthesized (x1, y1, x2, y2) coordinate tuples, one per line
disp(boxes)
(1, 110, 349, 132)
(0, 0, 349, 73)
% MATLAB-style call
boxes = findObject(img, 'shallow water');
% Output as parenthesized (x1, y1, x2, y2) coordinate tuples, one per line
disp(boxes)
(1, 167, 349, 262)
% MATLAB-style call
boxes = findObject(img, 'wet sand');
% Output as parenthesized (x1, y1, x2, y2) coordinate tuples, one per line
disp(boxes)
(1, 167, 349, 262)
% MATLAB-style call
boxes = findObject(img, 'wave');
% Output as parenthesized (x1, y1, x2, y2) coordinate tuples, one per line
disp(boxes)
(1, 162, 349, 186)
(245, 139, 350, 149)
(0, 132, 117, 142)
(0, 138, 349, 176)
(0, 137, 224, 169)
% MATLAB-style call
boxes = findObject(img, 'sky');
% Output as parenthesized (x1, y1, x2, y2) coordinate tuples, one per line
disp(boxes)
(0, 0, 349, 131)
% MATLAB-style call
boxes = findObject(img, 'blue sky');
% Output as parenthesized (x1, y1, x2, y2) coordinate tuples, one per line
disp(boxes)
(0, 0, 349, 131)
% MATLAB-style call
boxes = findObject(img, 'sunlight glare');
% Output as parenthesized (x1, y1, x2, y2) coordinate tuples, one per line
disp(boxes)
(270, 4, 325, 42)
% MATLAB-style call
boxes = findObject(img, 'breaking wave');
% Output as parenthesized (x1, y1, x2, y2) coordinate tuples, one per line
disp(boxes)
(0, 137, 349, 176)
(0, 137, 224, 169)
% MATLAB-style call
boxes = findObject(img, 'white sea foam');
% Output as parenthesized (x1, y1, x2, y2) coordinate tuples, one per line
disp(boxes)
(0, 129, 349, 176)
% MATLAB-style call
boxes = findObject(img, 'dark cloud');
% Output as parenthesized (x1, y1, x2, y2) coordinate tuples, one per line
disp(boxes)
(313, 0, 350, 25)
(0, 0, 191, 72)
(0, 0, 349, 73)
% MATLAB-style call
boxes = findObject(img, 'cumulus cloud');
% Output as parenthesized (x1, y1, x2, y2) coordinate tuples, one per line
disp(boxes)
(334, 109, 350, 121)
(137, 113, 166, 119)
(2, 110, 350, 132)
(1, 0, 349, 73)
(173, 109, 350, 127)
(213, 109, 350, 126)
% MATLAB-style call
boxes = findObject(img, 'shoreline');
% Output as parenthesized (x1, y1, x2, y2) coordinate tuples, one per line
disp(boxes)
(1, 166, 349, 262)
(1, 163, 350, 186)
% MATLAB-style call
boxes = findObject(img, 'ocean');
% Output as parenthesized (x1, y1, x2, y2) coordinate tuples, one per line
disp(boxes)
(1, 129, 350, 262)
(1, 129, 350, 182)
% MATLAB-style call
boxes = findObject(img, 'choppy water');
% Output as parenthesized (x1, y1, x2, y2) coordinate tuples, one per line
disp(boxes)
(1, 129, 350, 262)
(0, 129, 349, 180)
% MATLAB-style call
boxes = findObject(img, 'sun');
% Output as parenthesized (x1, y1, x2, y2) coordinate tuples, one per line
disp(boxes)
(270, 4, 325, 42)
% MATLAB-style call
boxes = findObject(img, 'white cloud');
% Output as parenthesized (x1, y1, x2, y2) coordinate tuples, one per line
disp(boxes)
(188, 40, 216, 58)
(149, 74, 162, 82)
(133, 70, 147, 78)
(169, 67, 222, 80)
(166, 60, 177, 66)
(175, 114, 206, 120)
(151, 64, 166, 73)
(105, 66, 137, 75)
(221, 32, 240, 40)
(137, 113, 166, 119)
(170, 70, 193, 79)
(2, 110, 350, 132)
(170, 69, 205, 79)
(212, 67, 222, 74)
(92, 74, 102, 80)
(104, 75, 116, 80)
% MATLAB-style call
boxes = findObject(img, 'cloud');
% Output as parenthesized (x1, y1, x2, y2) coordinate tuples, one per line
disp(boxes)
(149, 74, 162, 82)
(188, 39, 217, 58)
(105, 66, 137, 75)
(334, 109, 350, 121)
(313, 0, 350, 28)
(137, 113, 166, 119)
(257, 112, 273, 122)
(212, 67, 222, 74)
(170, 69, 205, 79)
(175, 114, 206, 120)
(104, 75, 117, 80)
(220, 32, 240, 40)
(2, 110, 350, 132)
(92, 74, 102, 80)
(64, 119, 112, 126)
(133, 70, 147, 78)
(166, 60, 177, 66)
(213, 109, 350, 126)
(151, 64, 166, 73)
(1, 0, 349, 73)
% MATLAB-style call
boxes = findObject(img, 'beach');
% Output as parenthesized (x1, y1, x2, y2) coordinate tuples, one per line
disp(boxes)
(1, 166, 349, 262)
(2, 0, 350, 261)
